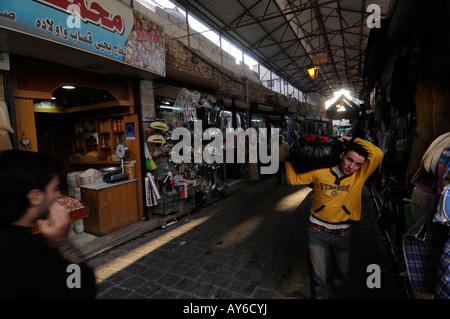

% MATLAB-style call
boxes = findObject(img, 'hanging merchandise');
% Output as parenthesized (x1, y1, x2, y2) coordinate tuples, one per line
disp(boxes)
(150, 121, 169, 131)
(145, 147, 150, 170)
(433, 149, 450, 226)
(201, 95, 216, 109)
(435, 237, 450, 299)
(420, 132, 450, 176)
(146, 118, 171, 144)
(144, 142, 151, 169)
(404, 155, 449, 295)
(147, 135, 166, 144)
(0, 130, 12, 151)
(144, 141, 158, 171)
(437, 148, 450, 193)
(149, 158, 157, 170)
(172, 88, 200, 126)
(145, 175, 153, 206)
(0, 101, 14, 134)
(434, 184, 450, 226)
(403, 217, 445, 296)
(184, 90, 200, 123)
(198, 95, 214, 121)
(411, 173, 436, 223)
(238, 112, 247, 130)
(150, 172, 161, 201)
(208, 106, 221, 126)
(145, 172, 161, 207)
(172, 88, 190, 127)
(220, 110, 232, 134)
(0, 101, 14, 151)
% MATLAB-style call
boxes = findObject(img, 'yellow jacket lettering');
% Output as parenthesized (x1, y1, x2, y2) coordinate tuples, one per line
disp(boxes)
(286, 138, 383, 224)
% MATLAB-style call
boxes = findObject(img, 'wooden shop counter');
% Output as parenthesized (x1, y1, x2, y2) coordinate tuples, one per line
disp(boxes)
(81, 179, 138, 236)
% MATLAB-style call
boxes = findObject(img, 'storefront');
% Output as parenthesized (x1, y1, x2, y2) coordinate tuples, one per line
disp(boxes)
(145, 78, 253, 214)
(12, 56, 144, 233)
(361, 1, 450, 298)
(0, 1, 166, 242)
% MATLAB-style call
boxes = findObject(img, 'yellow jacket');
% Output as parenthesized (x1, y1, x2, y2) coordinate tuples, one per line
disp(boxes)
(286, 138, 383, 224)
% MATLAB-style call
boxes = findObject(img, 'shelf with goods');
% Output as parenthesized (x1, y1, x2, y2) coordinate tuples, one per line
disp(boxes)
(143, 119, 220, 216)
(70, 116, 126, 165)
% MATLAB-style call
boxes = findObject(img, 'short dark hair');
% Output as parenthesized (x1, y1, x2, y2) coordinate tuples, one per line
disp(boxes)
(344, 142, 369, 160)
(0, 150, 61, 227)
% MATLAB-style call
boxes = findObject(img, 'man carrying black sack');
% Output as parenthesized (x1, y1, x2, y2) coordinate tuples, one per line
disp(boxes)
(0, 150, 96, 299)
(286, 136, 383, 298)
(289, 134, 344, 174)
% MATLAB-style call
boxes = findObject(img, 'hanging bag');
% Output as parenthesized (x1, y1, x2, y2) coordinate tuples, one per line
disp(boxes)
(402, 217, 445, 295)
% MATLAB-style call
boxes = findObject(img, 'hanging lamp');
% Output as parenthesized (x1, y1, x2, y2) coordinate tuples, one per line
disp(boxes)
(308, 66, 319, 80)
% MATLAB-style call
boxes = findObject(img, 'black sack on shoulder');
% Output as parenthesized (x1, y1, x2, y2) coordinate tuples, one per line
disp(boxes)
(289, 134, 344, 174)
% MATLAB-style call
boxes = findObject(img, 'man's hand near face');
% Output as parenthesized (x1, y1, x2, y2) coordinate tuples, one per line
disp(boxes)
(37, 202, 70, 244)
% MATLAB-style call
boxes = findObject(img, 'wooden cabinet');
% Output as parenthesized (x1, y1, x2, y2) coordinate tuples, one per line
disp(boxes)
(81, 180, 138, 235)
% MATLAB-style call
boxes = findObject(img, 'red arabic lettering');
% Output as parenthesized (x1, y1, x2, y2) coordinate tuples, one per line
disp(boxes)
(136, 31, 160, 42)
(35, 0, 125, 34)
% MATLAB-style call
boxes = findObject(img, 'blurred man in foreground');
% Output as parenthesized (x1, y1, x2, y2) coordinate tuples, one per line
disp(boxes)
(0, 150, 96, 299)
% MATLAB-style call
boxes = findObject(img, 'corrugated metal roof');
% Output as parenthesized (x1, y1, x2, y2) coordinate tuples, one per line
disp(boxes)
(171, 0, 391, 97)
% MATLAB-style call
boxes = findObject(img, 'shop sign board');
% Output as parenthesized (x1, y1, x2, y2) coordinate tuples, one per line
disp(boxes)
(0, 0, 165, 76)
(312, 54, 327, 64)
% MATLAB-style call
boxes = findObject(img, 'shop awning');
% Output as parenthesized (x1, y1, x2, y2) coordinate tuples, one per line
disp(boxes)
(0, 0, 166, 78)
(250, 102, 285, 115)
(222, 98, 250, 110)
(284, 106, 297, 114)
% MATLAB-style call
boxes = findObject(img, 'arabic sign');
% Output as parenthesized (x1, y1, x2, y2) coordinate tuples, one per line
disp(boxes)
(0, 0, 165, 76)
(312, 55, 327, 64)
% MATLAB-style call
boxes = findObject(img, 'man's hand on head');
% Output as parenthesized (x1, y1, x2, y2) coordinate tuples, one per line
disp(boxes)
(338, 136, 352, 144)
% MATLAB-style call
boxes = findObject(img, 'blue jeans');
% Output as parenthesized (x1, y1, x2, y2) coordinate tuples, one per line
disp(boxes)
(307, 224, 352, 299)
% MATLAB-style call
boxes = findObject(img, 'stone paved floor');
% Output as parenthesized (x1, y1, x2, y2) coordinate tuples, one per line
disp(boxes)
(87, 177, 409, 299)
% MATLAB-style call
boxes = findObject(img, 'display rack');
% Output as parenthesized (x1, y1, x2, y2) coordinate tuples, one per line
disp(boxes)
(70, 116, 126, 164)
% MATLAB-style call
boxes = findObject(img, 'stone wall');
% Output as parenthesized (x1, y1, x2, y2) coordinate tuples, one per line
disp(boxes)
(126, 1, 323, 118)
(164, 34, 323, 116)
